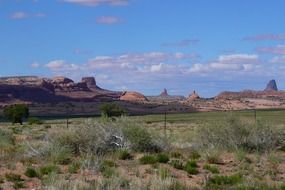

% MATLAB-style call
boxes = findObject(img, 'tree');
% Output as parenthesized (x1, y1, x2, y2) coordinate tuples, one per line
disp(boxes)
(3, 104, 29, 125)
(100, 103, 126, 117)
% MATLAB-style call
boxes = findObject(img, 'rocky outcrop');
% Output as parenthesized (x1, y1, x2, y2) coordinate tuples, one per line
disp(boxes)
(50, 76, 90, 92)
(82, 77, 97, 88)
(0, 76, 122, 103)
(215, 80, 284, 100)
(264, 79, 278, 91)
(120, 91, 148, 102)
(188, 91, 200, 101)
(160, 88, 169, 96)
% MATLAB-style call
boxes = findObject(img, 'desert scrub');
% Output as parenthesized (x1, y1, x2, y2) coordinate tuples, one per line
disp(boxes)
(157, 167, 171, 179)
(68, 160, 81, 173)
(0, 128, 14, 150)
(116, 149, 133, 160)
(5, 173, 25, 189)
(205, 174, 242, 189)
(99, 160, 117, 178)
(170, 159, 184, 170)
(203, 164, 219, 174)
(50, 120, 126, 156)
(122, 124, 162, 152)
(204, 149, 223, 164)
(170, 150, 183, 158)
(195, 116, 285, 152)
(25, 167, 39, 178)
(189, 150, 201, 160)
(139, 155, 158, 164)
(39, 164, 60, 175)
(168, 181, 188, 190)
(42, 142, 72, 165)
(156, 153, 170, 163)
(184, 160, 199, 175)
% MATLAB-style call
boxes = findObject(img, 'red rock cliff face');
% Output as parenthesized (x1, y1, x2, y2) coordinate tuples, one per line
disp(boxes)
(82, 77, 97, 88)
(0, 76, 123, 103)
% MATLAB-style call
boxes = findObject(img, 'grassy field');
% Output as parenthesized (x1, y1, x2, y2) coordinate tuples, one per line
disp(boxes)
(0, 110, 285, 189)
(135, 109, 285, 124)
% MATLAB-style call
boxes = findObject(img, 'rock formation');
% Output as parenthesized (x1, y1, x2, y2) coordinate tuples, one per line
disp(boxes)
(160, 88, 169, 96)
(82, 77, 97, 88)
(264, 79, 278, 91)
(0, 76, 122, 103)
(120, 91, 148, 102)
(216, 80, 284, 100)
(188, 91, 200, 101)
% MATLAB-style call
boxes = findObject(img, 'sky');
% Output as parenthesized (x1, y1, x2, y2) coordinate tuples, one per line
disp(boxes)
(1, 0, 285, 97)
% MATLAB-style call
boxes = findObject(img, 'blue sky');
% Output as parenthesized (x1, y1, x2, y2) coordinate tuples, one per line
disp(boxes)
(1, 0, 285, 97)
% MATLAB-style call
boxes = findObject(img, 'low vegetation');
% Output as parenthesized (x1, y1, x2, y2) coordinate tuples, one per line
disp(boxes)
(0, 111, 284, 189)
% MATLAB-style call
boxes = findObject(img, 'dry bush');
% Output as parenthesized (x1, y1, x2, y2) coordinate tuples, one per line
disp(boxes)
(194, 116, 285, 153)
(49, 119, 128, 156)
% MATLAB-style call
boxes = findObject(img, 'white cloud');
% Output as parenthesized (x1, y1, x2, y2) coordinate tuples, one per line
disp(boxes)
(150, 63, 163, 72)
(189, 54, 259, 74)
(45, 60, 80, 72)
(218, 54, 258, 63)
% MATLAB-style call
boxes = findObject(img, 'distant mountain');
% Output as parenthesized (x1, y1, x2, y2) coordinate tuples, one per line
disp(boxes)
(216, 79, 284, 99)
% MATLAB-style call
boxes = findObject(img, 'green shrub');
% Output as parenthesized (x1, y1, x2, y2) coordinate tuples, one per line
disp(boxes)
(3, 104, 29, 125)
(39, 164, 60, 175)
(203, 164, 219, 174)
(139, 155, 158, 165)
(68, 161, 81, 174)
(156, 153, 169, 163)
(206, 174, 242, 189)
(117, 149, 133, 160)
(170, 159, 184, 170)
(5, 173, 25, 189)
(185, 160, 198, 168)
(184, 166, 199, 175)
(184, 160, 199, 175)
(99, 160, 116, 178)
(123, 124, 161, 152)
(28, 117, 43, 125)
(0, 129, 14, 149)
(157, 167, 171, 179)
(24, 167, 39, 178)
(100, 103, 126, 117)
(168, 181, 188, 190)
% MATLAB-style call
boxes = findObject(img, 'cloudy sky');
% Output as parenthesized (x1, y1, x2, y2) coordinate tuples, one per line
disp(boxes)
(1, 0, 285, 97)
